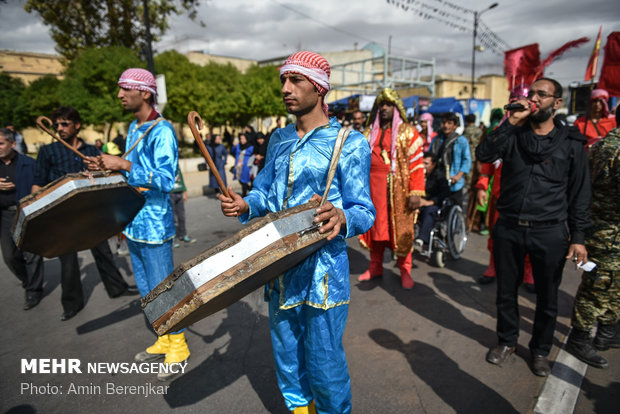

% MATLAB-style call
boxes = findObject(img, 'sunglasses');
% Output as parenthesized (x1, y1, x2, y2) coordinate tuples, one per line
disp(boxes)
(54, 121, 72, 128)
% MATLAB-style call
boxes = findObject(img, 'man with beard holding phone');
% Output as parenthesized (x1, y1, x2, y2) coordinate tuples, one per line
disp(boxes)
(476, 77, 591, 377)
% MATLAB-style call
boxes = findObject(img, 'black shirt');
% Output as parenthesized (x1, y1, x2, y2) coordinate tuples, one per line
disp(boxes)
(424, 167, 451, 206)
(34, 139, 100, 186)
(476, 119, 591, 244)
(0, 150, 18, 208)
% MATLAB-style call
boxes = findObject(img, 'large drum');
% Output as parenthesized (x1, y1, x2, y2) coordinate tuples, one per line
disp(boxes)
(142, 200, 329, 335)
(13, 171, 145, 258)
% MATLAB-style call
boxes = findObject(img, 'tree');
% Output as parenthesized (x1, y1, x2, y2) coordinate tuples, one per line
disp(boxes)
(15, 75, 62, 127)
(242, 65, 287, 121)
(0, 72, 27, 129)
(58, 46, 143, 137)
(154, 50, 208, 123)
(25, 0, 203, 61)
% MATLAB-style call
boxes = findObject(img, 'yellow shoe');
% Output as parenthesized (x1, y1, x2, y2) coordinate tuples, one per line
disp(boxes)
(157, 332, 190, 381)
(134, 335, 169, 362)
(292, 401, 317, 414)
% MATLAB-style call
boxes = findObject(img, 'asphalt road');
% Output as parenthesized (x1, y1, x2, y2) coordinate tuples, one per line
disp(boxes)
(1, 194, 617, 414)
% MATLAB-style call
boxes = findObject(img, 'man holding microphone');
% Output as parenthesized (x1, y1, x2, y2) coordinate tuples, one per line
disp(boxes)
(476, 77, 591, 377)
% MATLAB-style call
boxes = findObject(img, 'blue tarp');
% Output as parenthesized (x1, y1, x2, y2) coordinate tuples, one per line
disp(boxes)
(328, 94, 360, 110)
(427, 97, 464, 115)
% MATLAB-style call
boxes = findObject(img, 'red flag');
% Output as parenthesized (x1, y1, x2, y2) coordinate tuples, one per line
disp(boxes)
(585, 26, 602, 81)
(536, 37, 589, 77)
(597, 31, 620, 96)
(504, 44, 540, 90)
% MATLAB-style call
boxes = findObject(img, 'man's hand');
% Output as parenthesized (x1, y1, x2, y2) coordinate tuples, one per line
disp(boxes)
(84, 156, 102, 171)
(476, 189, 488, 206)
(310, 194, 347, 241)
(407, 195, 421, 210)
(96, 154, 132, 172)
(0, 177, 16, 191)
(507, 98, 533, 127)
(183, 191, 188, 203)
(419, 198, 433, 208)
(566, 244, 588, 267)
(217, 187, 248, 217)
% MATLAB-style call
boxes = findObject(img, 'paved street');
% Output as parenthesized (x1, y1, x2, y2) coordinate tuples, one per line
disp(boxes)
(1, 187, 617, 414)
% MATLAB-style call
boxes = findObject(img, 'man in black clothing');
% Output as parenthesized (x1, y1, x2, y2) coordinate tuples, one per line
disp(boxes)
(415, 152, 451, 247)
(476, 78, 591, 377)
(33, 106, 138, 321)
(0, 128, 44, 310)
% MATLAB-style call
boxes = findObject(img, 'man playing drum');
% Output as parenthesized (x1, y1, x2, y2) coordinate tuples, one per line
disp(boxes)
(92, 68, 189, 381)
(33, 106, 138, 321)
(218, 51, 375, 414)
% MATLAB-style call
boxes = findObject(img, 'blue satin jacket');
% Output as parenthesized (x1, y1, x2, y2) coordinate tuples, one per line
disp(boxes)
(123, 118, 178, 244)
(240, 117, 375, 310)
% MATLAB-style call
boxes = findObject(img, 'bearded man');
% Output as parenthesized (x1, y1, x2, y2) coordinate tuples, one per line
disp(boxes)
(358, 88, 425, 289)
(477, 77, 591, 377)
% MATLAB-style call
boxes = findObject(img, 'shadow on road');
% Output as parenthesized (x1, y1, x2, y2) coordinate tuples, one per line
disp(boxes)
(369, 328, 519, 414)
(75, 299, 142, 335)
(164, 300, 287, 413)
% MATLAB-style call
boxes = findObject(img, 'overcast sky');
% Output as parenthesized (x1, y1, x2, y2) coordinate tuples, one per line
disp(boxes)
(1, 0, 619, 85)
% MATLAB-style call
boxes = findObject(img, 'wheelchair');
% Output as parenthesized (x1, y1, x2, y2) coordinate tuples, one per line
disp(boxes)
(415, 198, 468, 267)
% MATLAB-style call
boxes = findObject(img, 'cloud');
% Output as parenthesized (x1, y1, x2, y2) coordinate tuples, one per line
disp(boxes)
(2, 0, 619, 84)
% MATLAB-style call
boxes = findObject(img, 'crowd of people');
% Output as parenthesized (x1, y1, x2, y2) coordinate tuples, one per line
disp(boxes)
(1, 49, 618, 412)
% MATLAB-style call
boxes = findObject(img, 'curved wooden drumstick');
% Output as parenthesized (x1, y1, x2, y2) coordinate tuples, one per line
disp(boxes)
(187, 111, 230, 199)
(36, 116, 89, 162)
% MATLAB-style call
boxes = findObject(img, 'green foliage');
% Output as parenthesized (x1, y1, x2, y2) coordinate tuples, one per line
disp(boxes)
(3, 47, 286, 132)
(58, 46, 143, 125)
(15, 75, 62, 127)
(0, 72, 27, 129)
(154, 53, 286, 127)
(243, 65, 287, 120)
(24, 0, 203, 61)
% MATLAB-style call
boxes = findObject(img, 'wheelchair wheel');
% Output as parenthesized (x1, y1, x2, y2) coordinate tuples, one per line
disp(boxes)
(432, 250, 446, 268)
(446, 205, 467, 259)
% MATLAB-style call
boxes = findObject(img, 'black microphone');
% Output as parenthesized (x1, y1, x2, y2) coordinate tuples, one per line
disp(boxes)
(504, 103, 525, 110)
(503, 103, 536, 111)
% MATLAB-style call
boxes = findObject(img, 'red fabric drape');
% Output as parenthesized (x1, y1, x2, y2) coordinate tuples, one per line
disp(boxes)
(504, 44, 541, 91)
(597, 32, 620, 96)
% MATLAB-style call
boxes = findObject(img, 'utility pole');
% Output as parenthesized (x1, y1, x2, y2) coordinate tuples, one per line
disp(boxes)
(471, 3, 498, 99)
(143, 0, 155, 75)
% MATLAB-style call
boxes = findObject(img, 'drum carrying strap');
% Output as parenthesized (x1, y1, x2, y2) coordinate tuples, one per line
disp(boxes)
(122, 118, 165, 158)
(319, 127, 353, 206)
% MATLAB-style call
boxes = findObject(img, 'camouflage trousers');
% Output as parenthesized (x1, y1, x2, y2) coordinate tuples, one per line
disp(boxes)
(571, 268, 620, 330)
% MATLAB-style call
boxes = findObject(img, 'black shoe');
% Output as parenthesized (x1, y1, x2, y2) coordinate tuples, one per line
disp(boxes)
(523, 283, 536, 293)
(60, 306, 83, 321)
(486, 345, 515, 365)
(531, 354, 551, 377)
(477, 276, 495, 285)
(593, 324, 620, 351)
(113, 285, 140, 297)
(24, 295, 41, 310)
(566, 329, 608, 369)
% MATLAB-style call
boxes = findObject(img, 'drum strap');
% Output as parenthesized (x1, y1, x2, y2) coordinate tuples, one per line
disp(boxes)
(122, 118, 165, 159)
(320, 127, 353, 207)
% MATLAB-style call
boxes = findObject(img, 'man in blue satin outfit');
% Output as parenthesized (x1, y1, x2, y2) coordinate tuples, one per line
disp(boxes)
(218, 51, 375, 414)
(93, 68, 188, 382)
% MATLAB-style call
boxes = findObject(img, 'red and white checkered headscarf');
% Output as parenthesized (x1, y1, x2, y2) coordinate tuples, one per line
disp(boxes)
(591, 89, 610, 117)
(118, 68, 157, 98)
(280, 51, 331, 116)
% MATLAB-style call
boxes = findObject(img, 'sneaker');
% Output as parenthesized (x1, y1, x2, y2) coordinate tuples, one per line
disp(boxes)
(181, 236, 197, 243)
(173, 242, 181, 248)
(414, 239, 424, 250)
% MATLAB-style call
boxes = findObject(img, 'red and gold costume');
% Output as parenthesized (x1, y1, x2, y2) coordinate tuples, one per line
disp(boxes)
(359, 88, 425, 289)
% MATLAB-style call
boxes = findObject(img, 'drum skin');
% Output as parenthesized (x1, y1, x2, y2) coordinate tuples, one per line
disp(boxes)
(142, 200, 330, 335)
(12, 172, 145, 258)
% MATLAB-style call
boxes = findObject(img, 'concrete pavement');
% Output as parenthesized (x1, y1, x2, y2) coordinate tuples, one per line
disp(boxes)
(1, 194, 617, 414)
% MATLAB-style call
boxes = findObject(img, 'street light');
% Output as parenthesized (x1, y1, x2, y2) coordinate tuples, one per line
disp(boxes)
(471, 2, 498, 99)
